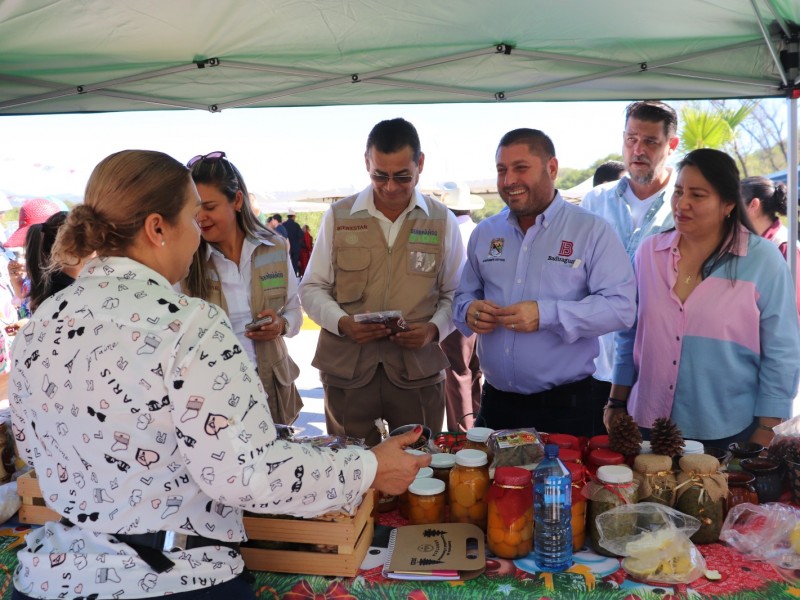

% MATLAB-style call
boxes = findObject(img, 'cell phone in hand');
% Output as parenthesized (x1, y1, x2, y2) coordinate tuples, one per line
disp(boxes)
(245, 315, 273, 331)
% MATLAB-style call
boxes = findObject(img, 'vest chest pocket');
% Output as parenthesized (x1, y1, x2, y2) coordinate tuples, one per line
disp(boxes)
(334, 247, 370, 304)
(406, 246, 440, 278)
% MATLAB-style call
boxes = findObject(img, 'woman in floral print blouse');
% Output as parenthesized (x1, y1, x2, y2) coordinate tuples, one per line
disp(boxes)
(9, 150, 429, 600)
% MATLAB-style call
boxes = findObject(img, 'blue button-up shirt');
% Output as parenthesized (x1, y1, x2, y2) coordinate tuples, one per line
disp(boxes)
(454, 193, 636, 394)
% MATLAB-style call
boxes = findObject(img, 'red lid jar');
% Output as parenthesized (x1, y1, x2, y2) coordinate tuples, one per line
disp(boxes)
(588, 448, 625, 475)
(548, 433, 580, 450)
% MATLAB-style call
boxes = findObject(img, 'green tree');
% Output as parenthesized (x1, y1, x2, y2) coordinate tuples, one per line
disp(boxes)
(679, 102, 754, 153)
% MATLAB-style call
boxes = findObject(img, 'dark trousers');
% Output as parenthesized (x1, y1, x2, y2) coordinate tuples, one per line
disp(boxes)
(640, 418, 758, 448)
(12, 573, 257, 600)
(478, 376, 606, 437)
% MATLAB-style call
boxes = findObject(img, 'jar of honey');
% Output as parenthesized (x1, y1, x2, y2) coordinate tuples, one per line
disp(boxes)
(449, 449, 490, 531)
(407, 478, 446, 525)
(399, 466, 432, 519)
(486, 466, 533, 559)
(430, 452, 456, 495)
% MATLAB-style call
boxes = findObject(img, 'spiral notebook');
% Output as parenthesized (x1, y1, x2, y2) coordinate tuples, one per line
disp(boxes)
(382, 523, 486, 581)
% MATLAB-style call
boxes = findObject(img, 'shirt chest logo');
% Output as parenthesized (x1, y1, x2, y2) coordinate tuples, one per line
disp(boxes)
(559, 240, 574, 257)
(489, 238, 504, 257)
(409, 228, 439, 244)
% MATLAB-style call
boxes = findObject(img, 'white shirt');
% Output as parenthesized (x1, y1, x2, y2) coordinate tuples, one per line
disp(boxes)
(207, 237, 301, 366)
(623, 184, 659, 230)
(10, 256, 376, 598)
(299, 185, 464, 339)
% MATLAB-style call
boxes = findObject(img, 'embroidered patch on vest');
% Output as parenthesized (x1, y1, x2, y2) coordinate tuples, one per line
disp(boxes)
(259, 271, 286, 289)
(409, 228, 439, 244)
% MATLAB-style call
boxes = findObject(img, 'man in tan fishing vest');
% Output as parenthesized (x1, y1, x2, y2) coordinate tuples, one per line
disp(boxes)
(299, 118, 464, 447)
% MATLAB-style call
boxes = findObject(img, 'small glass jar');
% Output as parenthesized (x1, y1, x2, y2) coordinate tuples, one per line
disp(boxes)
(430, 453, 456, 495)
(588, 448, 625, 476)
(464, 427, 494, 463)
(585, 465, 637, 556)
(449, 449, 490, 531)
(725, 471, 759, 517)
(558, 448, 583, 464)
(487, 466, 533, 559)
(740, 457, 783, 503)
(565, 461, 587, 551)
(585, 434, 611, 465)
(399, 466, 433, 519)
(408, 477, 446, 525)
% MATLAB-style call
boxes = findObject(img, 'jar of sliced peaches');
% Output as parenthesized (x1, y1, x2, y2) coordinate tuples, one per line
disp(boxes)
(486, 466, 533, 558)
(407, 478, 447, 525)
(449, 449, 490, 531)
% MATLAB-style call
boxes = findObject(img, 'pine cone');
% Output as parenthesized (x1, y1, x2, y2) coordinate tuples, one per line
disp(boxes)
(650, 417, 685, 457)
(609, 414, 642, 456)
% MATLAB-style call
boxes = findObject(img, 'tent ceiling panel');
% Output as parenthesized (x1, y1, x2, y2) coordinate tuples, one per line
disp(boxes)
(0, 0, 798, 115)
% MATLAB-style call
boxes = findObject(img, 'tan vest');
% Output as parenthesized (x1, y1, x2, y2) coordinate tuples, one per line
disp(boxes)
(186, 239, 302, 424)
(313, 194, 450, 389)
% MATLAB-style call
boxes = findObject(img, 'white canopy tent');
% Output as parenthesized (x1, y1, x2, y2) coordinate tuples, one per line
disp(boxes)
(1, 0, 799, 272)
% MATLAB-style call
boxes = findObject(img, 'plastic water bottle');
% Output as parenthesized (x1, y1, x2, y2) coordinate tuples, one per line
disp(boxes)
(533, 443, 573, 571)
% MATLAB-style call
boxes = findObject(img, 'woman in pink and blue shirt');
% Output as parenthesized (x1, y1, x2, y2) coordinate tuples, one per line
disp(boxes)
(609, 149, 800, 447)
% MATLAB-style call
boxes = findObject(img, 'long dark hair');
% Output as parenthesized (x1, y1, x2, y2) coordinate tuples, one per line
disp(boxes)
(741, 176, 788, 221)
(676, 149, 756, 280)
(26, 211, 69, 313)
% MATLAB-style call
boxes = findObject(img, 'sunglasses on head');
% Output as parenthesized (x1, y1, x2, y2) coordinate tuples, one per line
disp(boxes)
(187, 151, 227, 168)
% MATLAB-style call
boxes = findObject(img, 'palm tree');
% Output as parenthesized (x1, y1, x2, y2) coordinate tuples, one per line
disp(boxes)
(679, 102, 755, 153)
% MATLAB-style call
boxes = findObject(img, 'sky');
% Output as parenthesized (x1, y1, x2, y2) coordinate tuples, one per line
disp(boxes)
(0, 101, 634, 199)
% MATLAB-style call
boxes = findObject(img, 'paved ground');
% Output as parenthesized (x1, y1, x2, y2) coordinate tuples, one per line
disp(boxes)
(284, 325, 327, 436)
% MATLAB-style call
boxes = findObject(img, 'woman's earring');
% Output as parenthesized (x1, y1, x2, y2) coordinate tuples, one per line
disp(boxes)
(161, 240, 166, 247)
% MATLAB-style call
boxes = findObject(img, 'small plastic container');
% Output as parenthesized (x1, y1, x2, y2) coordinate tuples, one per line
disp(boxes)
(449, 449, 490, 531)
(399, 466, 433, 519)
(487, 466, 533, 559)
(683, 440, 704, 455)
(430, 453, 457, 495)
(407, 477, 446, 525)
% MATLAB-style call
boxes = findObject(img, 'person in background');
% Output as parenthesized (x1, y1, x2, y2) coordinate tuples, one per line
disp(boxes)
(299, 223, 314, 276)
(0, 191, 18, 398)
(454, 128, 636, 437)
(439, 182, 484, 432)
(24, 211, 86, 313)
(183, 152, 303, 425)
(581, 100, 679, 418)
(609, 149, 800, 447)
(299, 117, 464, 447)
(5, 198, 61, 319)
(283, 209, 305, 276)
(593, 160, 626, 187)
(9, 149, 429, 600)
(742, 176, 800, 317)
(269, 213, 289, 238)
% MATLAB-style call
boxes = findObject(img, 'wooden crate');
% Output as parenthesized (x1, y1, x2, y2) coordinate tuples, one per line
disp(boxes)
(240, 489, 374, 577)
(17, 470, 59, 525)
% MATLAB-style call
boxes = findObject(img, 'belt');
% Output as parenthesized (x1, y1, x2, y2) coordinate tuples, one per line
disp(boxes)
(61, 518, 240, 573)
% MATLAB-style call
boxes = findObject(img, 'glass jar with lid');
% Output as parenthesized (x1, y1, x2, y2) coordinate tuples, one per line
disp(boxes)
(399, 466, 433, 519)
(584, 464, 637, 556)
(464, 427, 494, 463)
(487, 466, 533, 559)
(408, 478, 446, 525)
(449, 449, 490, 531)
(430, 452, 456, 495)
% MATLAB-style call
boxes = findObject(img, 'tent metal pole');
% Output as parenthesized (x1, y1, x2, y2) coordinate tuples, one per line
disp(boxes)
(749, 0, 789, 87)
(789, 95, 798, 285)
(763, 0, 792, 39)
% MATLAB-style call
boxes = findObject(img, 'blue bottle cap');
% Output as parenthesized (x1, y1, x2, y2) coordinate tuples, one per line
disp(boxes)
(544, 443, 559, 459)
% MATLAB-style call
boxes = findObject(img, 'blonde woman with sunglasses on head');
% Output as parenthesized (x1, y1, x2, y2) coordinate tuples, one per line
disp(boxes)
(182, 151, 303, 425)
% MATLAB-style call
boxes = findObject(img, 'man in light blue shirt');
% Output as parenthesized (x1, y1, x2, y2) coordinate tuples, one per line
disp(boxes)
(581, 101, 679, 421)
(453, 128, 636, 436)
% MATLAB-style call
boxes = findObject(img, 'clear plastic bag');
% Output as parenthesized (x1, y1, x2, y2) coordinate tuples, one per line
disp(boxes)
(720, 502, 800, 569)
(353, 310, 409, 334)
(768, 414, 800, 463)
(595, 502, 706, 584)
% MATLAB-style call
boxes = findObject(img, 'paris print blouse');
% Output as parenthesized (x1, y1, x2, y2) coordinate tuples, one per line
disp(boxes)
(9, 256, 377, 598)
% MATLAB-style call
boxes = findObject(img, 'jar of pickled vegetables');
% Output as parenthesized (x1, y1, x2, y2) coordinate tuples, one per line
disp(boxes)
(449, 449, 490, 531)
(408, 478, 446, 525)
(486, 466, 533, 559)
(430, 452, 456, 495)
(464, 427, 494, 463)
(399, 466, 432, 519)
(565, 461, 587, 551)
